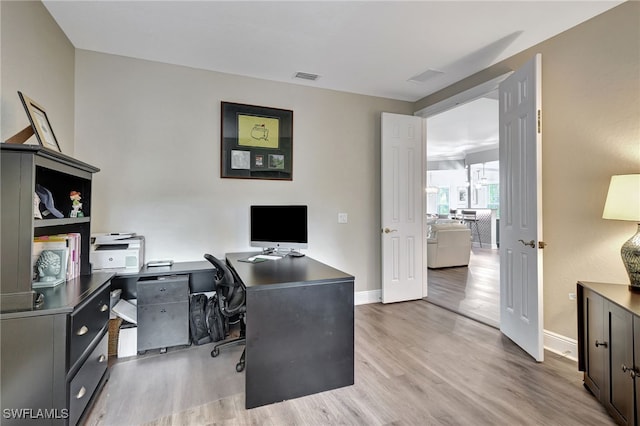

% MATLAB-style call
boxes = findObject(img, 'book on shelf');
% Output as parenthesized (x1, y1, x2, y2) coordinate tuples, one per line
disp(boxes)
(33, 233, 81, 283)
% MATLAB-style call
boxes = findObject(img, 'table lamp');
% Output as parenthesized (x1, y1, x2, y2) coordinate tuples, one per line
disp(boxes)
(602, 174, 640, 291)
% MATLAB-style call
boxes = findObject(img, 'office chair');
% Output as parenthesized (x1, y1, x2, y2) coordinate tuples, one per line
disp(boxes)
(204, 254, 246, 373)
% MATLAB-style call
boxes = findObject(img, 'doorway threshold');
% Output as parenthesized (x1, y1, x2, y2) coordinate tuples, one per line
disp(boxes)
(423, 299, 499, 329)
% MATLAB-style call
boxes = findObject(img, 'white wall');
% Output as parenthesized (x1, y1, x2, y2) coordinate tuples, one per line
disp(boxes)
(1, 1, 75, 152)
(74, 50, 414, 292)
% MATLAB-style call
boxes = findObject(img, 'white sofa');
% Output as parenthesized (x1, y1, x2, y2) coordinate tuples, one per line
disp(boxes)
(427, 222, 472, 268)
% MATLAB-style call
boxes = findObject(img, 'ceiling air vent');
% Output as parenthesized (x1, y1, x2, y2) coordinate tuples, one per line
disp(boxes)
(294, 72, 320, 81)
(408, 68, 444, 84)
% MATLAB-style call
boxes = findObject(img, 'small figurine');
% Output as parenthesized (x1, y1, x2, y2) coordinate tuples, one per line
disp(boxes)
(69, 191, 84, 218)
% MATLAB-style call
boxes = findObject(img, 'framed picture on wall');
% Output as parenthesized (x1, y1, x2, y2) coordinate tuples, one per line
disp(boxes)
(458, 187, 468, 206)
(220, 102, 293, 180)
(17, 91, 62, 152)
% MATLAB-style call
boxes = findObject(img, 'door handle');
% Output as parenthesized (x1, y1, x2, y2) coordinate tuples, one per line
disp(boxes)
(595, 340, 608, 348)
(382, 228, 398, 234)
(518, 239, 536, 248)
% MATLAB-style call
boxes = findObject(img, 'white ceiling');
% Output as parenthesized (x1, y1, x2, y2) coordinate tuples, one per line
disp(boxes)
(43, 0, 622, 103)
(427, 93, 499, 160)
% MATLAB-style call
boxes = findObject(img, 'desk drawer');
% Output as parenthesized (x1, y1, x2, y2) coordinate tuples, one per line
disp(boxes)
(68, 332, 108, 426)
(137, 301, 189, 351)
(69, 284, 110, 369)
(137, 275, 189, 305)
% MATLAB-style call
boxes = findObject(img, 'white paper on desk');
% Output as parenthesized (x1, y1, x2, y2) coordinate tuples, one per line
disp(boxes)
(112, 299, 137, 324)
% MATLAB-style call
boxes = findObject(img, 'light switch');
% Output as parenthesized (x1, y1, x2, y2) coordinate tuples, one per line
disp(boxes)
(338, 213, 348, 224)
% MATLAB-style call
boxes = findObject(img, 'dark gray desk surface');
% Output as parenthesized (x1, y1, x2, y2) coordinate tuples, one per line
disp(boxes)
(111, 260, 216, 299)
(578, 281, 640, 315)
(226, 252, 354, 290)
(0, 272, 114, 319)
(116, 260, 214, 278)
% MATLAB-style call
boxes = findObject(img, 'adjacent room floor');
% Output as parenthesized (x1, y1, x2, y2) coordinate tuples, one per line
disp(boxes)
(84, 301, 612, 425)
(426, 247, 500, 328)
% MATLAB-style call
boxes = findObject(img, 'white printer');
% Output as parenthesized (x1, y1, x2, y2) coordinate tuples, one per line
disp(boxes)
(90, 233, 144, 272)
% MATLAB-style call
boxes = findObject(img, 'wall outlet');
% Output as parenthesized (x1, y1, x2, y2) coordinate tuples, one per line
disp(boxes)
(338, 213, 348, 224)
(568, 292, 577, 300)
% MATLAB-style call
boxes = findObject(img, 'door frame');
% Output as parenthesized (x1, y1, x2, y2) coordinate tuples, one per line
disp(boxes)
(414, 73, 512, 297)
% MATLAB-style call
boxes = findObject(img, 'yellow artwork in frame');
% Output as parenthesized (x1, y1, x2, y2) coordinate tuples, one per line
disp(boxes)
(221, 101, 293, 180)
(238, 114, 279, 149)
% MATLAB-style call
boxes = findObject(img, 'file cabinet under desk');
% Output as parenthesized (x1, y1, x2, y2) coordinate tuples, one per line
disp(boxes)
(136, 275, 190, 353)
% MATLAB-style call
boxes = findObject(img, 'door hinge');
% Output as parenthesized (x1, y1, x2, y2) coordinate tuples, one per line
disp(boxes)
(537, 109, 542, 134)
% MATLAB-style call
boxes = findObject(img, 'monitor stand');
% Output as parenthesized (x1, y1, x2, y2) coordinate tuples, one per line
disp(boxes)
(261, 248, 283, 258)
(262, 248, 305, 258)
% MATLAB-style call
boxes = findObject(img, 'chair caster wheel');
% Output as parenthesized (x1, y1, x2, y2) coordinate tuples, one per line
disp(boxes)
(211, 347, 219, 357)
(236, 362, 245, 372)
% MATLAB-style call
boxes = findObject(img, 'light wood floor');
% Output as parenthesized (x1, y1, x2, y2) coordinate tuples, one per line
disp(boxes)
(84, 301, 613, 426)
(426, 247, 500, 328)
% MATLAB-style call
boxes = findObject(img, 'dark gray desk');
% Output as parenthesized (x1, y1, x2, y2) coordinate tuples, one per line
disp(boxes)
(110, 260, 216, 299)
(226, 252, 355, 409)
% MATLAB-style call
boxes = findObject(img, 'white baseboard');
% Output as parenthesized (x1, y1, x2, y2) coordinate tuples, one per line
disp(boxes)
(543, 329, 578, 362)
(355, 290, 579, 363)
(355, 289, 381, 305)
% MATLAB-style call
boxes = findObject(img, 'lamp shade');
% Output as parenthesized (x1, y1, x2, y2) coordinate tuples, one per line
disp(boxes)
(602, 174, 640, 221)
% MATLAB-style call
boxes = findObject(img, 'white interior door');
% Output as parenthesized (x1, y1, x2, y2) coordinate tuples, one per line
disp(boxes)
(499, 54, 544, 361)
(381, 113, 424, 303)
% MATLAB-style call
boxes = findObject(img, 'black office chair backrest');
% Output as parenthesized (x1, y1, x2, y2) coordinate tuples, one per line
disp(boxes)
(204, 254, 245, 317)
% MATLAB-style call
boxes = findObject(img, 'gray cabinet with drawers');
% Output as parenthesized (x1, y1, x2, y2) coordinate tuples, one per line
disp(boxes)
(1, 275, 112, 425)
(137, 275, 190, 352)
(0, 145, 112, 425)
(66, 282, 111, 425)
(578, 281, 640, 426)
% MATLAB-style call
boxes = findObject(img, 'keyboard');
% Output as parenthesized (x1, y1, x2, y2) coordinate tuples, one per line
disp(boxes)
(248, 254, 282, 261)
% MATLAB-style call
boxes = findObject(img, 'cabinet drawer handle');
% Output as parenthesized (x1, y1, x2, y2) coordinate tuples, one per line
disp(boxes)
(98, 354, 106, 363)
(100, 304, 109, 312)
(76, 325, 89, 336)
(160, 288, 166, 292)
(595, 340, 607, 348)
(621, 364, 638, 378)
(76, 386, 86, 399)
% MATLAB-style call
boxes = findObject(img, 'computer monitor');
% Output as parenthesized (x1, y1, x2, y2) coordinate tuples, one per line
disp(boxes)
(250, 205, 308, 252)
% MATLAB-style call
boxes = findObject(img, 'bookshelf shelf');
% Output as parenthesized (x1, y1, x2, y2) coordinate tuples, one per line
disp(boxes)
(33, 217, 91, 228)
(1, 144, 99, 312)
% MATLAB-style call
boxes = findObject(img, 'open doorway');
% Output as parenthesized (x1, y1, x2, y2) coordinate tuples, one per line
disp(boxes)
(411, 59, 542, 360)
(422, 91, 500, 328)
